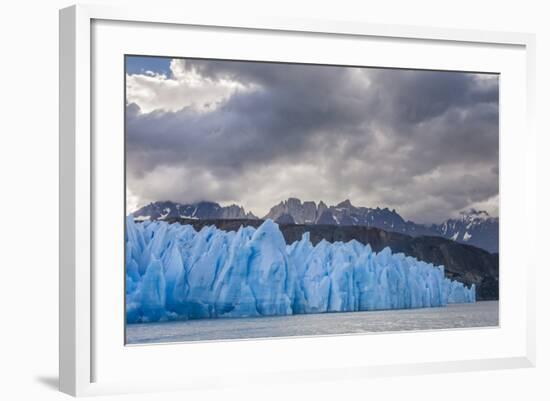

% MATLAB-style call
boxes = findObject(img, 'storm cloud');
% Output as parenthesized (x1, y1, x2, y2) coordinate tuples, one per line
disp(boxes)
(126, 57, 499, 223)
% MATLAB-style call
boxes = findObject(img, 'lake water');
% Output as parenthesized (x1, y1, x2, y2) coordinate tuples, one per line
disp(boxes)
(126, 300, 499, 344)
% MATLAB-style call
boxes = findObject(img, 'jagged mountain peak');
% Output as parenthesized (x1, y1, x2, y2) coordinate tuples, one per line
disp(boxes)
(458, 209, 494, 222)
(133, 200, 258, 221)
(336, 199, 354, 208)
(435, 209, 498, 253)
(263, 197, 318, 224)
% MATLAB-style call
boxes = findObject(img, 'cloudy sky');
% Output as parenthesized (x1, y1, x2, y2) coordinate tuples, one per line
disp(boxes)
(125, 56, 499, 224)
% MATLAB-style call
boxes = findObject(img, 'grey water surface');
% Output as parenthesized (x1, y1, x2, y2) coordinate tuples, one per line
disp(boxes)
(126, 300, 499, 345)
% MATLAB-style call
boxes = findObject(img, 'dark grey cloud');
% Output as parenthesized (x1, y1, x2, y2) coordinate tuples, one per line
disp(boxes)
(126, 58, 499, 223)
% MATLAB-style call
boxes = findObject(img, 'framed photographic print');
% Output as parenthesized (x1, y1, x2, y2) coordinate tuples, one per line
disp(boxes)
(124, 55, 494, 344)
(59, 4, 536, 396)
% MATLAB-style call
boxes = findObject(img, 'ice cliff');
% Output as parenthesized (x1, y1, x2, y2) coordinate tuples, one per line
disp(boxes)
(126, 217, 475, 323)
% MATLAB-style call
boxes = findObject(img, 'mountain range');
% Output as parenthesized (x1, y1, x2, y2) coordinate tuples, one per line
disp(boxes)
(132, 198, 498, 253)
(131, 200, 257, 221)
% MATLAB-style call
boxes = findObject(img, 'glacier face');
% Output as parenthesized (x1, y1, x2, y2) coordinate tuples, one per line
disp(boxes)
(126, 217, 475, 323)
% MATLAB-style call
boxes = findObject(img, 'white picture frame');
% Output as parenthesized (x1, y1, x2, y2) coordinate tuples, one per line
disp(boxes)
(59, 3, 536, 397)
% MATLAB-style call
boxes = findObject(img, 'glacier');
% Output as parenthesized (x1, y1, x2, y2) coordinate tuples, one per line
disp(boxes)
(126, 217, 475, 323)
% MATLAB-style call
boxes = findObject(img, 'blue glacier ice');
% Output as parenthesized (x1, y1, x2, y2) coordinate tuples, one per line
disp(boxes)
(126, 217, 475, 323)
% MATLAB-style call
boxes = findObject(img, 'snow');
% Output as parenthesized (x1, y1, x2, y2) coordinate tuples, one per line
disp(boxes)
(451, 232, 459, 241)
(460, 209, 493, 223)
(179, 215, 198, 219)
(463, 231, 472, 241)
(157, 207, 171, 220)
(126, 217, 475, 323)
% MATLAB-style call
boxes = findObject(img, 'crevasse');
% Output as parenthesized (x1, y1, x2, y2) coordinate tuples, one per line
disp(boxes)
(126, 216, 475, 323)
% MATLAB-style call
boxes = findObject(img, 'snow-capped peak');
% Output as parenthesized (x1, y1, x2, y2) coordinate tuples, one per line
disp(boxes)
(459, 209, 492, 221)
